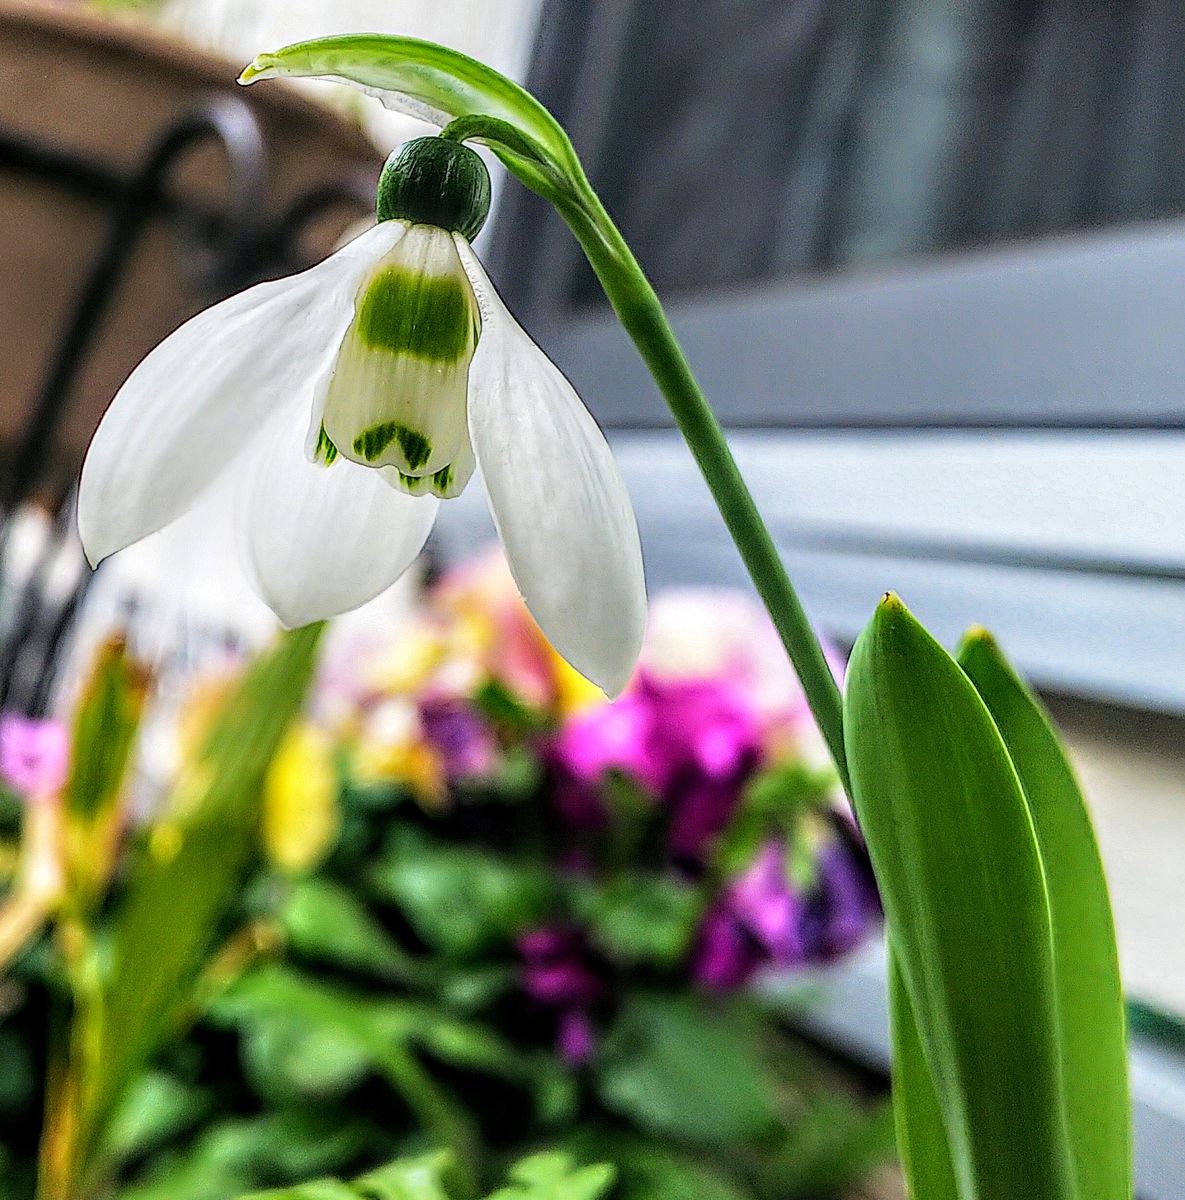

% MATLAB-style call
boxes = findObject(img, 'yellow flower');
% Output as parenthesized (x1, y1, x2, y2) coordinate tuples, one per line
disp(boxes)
(262, 725, 339, 873)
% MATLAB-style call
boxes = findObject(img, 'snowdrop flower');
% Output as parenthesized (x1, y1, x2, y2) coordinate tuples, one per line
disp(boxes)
(79, 138, 645, 695)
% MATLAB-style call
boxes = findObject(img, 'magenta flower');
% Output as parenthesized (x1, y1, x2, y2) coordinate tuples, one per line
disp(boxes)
(518, 925, 606, 1064)
(0, 715, 69, 799)
(691, 905, 762, 991)
(556, 1008, 597, 1066)
(549, 673, 762, 862)
(727, 841, 802, 962)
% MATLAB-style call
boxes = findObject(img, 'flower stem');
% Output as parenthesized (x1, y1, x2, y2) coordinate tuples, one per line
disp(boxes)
(557, 185, 850, 793)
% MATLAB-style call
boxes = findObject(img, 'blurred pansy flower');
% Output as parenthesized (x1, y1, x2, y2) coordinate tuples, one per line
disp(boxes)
(352, 697, 445, 803)
(551, 674, 762, 860)
(79, 138, 645, 697)
(518, 926, 606, 1065)
(693, 824, 879, 991)
(0, 715, 69, 799)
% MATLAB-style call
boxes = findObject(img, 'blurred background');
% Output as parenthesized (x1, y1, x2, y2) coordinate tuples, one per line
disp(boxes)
(1, 1, 1183, 1197)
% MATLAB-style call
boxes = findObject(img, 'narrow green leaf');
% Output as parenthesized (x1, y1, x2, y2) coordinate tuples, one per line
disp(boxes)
(958, 628, 1131, 1200)
(82, 625, 325, 1163)
(64, 635, 147, 821)
(843, 594, 1074, 1200)
(887, 942, 959, 1200)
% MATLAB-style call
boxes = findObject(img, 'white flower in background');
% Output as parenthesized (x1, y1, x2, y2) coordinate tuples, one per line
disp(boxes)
(78, 138, 645, 695)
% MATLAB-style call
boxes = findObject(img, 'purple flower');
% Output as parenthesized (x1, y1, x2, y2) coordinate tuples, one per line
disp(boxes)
(518, 926, 607, 1006)
(799, 823, 881, 962)
(419, 698, 498, 780)
(557, 1007, 597, 1066)
(0, 715, 69, 799)
(692, 905, 762, 991)
(728, 841, 802, 963)
(549, 672, 762, 862)
(518, 926, 606, 1064)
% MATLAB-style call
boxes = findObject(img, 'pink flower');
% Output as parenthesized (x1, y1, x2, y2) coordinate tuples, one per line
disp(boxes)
(0, 715, 69, 799)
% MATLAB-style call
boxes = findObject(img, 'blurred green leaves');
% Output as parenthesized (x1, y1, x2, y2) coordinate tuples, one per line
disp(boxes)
(369, 828, 555, 959)
(595, 995, 780, 1147)
(53, 625, 325, 1199)
(237, 1151, 611, 1200)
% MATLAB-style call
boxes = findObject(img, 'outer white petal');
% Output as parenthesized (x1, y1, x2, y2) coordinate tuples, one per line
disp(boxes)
(236, 412, 438, 628)
(78, 221, 404, 566)
(455, 237, 646, 696)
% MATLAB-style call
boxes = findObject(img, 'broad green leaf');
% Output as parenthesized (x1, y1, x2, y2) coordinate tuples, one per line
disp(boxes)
(80, 625, 325, 1168)
(208, 963, 484, 1176)
(574, 874, 701, 968)
(887, 944, 958, 1200)
(843, 595, 1075, 1200)
(238, 36, 580, 188)
(958, 629, 1131, 1200)
(596, 994, 779, 1147)
(100, 1071, 209, 1168)
(279, 877, 426, 986)
(485, 1153, 614, 1200)
(122, 1111, 377, 1200)
(368, 828, 554, 958)
(354, 1149, 454, 1200)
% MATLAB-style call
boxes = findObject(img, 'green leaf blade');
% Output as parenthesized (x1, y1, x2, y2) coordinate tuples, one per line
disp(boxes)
(843, 594, 1075, 1200)
(958, 629, 1131, 1200)
(887, 942, 959, 1200)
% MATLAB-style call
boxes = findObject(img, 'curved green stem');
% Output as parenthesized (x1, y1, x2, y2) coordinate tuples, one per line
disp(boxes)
(552, 185, 850, 792)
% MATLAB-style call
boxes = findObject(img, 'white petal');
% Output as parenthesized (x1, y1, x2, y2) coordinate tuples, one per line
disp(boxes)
(455, 237, 646, 696)
(321, 227, 478, 476)
(236, 412, 438, 628)
(78, 222, 405, 566)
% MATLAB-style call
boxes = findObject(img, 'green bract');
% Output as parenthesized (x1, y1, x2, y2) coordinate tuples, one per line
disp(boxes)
(239, 35, 586, 208)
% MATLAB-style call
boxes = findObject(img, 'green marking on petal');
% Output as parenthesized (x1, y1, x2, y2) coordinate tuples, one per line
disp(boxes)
(355, 267, 476, 362)
(353, 422, 433, 468)
(314, 424, 339, 466)
(394, 461, 459, 498)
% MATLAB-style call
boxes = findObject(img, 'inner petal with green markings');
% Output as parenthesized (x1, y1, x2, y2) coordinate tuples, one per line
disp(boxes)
(319, 223, 480, 495)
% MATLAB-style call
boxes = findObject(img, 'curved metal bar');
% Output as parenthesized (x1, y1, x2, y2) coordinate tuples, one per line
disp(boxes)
(0, 95, 268, 520)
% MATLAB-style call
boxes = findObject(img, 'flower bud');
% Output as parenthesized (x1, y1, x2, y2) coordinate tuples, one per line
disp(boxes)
(376, 137, 491, 241)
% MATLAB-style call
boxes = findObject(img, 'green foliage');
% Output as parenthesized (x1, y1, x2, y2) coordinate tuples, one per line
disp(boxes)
(595, 995, 780, 1147)
(886, 946, 957, 1200)
(958, 629, 1131, 1200)
(51, 625, 326, 1198)
(368, 828, 556, 958)
(572, 875, 701, 968)
(844, 594, 1136, 1200)
(235, 1151, 610, 1200)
